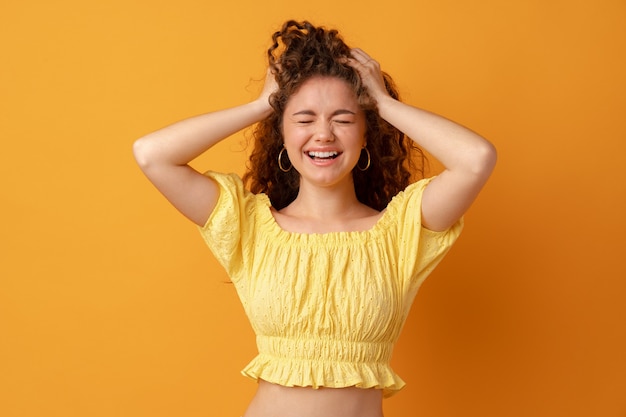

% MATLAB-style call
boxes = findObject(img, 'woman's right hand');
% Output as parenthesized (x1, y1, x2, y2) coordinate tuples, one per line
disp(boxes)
(257, 67, 279, 108)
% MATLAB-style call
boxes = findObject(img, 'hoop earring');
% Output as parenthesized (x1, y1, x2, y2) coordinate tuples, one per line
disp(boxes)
(278, 147, 292, 172)
(357, 147, 371, 171)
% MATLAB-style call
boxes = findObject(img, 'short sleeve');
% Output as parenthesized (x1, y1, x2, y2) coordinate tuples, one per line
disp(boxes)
(197, 171, 256, 280)
(388, 177, 464, 290)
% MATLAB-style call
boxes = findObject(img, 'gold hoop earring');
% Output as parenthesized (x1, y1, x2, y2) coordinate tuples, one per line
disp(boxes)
(357, 147, 371, 171)
(278, 147, 292, 172)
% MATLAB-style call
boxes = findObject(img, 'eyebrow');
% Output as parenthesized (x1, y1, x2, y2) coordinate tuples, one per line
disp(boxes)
(292, 109, 357, 116)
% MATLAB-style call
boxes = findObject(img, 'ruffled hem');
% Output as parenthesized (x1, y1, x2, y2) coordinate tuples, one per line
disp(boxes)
(240, 354, 406, 398)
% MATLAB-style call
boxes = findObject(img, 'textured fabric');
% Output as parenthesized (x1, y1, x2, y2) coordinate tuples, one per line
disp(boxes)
(198, 171, 463, 397)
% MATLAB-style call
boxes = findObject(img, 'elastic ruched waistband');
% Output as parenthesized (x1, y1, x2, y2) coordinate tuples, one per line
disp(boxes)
(256, 335, 394, 364)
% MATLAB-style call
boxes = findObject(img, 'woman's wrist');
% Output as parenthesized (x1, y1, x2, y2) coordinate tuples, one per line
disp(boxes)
(251, 96, 274, 119)
(374, 94, 400, 121)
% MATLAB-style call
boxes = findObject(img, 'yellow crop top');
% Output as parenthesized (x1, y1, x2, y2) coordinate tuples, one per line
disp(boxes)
(198, 171, 463, 397)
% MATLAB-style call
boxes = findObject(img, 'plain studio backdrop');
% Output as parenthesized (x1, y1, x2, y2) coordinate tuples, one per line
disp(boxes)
(1, 1, 625, 416)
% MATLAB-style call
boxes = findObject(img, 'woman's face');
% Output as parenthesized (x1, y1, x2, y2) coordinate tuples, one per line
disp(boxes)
(281, 76, 366, 190)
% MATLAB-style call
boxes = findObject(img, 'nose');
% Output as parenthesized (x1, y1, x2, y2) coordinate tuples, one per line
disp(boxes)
(315, 122, 334, 142)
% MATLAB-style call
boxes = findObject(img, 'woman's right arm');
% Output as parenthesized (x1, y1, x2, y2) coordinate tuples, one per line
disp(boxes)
(133, 72, 276, 226)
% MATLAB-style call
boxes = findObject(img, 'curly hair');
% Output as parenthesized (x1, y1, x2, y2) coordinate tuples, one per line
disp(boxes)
(243, 20, 425, 211)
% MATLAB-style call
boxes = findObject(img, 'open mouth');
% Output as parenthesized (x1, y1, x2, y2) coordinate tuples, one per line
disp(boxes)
(307, 151, 340, 160)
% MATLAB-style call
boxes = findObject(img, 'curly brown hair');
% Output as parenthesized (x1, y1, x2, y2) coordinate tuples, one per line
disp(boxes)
(243, 20, 425, 211)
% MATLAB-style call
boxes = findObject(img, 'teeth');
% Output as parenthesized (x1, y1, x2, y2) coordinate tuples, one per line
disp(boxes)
(308, 151, 338, 158)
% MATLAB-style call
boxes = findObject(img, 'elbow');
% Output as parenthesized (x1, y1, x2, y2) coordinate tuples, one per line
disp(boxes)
(469, 140, 497, 179)
(482, 141, 498, 172)
(132, 136, 154, 170)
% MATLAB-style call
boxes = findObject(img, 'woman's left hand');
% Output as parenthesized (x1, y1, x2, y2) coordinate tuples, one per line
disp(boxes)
(346, 48, 390, 102)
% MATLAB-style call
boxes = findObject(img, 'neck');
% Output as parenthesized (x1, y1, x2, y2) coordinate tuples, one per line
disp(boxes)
(284, 179, 364, 220)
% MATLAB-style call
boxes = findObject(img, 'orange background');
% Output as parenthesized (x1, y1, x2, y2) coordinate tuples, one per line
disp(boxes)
(1, 1, 625, 416)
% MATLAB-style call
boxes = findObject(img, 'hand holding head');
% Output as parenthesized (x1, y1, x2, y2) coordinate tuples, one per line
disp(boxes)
(258, 66, 280, 108)
(345, 48, 390, 103)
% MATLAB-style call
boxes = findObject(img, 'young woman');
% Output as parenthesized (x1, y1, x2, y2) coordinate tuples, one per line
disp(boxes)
(133, 20, 496, 417)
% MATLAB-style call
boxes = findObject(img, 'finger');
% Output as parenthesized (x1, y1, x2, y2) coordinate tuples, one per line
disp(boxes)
(344, 58, 369, 77)
(350, 48, 371, 64)
(351, 48, 378, 65)
(352, 50, 382, 73)
(268, 63, 282, 77)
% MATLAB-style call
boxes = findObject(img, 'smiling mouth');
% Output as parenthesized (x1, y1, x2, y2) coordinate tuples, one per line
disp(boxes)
(307, 151, 340, 160)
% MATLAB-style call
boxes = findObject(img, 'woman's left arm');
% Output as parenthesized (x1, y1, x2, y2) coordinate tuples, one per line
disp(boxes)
(348, 49, 497, 231)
